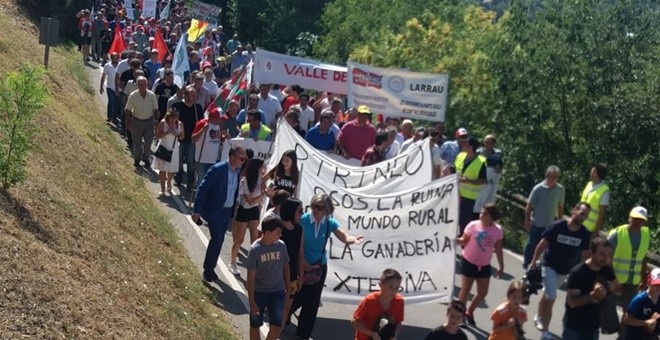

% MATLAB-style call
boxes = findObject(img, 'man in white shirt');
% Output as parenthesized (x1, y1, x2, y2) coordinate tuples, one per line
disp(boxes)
(257, 83, 282, 128)
(202, 67, 219, 98)
(291, 93, 315, 131)
(100, 52, 119, 123)
(191, 107, 224, 184)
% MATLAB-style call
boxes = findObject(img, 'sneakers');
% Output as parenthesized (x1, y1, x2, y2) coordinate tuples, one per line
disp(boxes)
(464, 311, 476, 326)
(534, 314, 544, 331)
(228, 263, 240, 276)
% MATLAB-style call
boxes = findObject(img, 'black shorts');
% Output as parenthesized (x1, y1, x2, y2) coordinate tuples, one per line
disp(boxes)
(460, 257, 492, 279)
(236, 206, 260, 222)
(81, 36, 92, 45)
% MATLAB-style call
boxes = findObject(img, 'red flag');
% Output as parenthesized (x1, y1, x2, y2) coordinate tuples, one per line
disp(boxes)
(152, 28, 169, 63)
(108, 25, 127, 56)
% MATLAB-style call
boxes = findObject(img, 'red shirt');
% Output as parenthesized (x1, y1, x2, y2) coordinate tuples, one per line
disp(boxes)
(281, 95, 299, 113)
(337, 120, 376, 160)
(353, 291, 404, 340)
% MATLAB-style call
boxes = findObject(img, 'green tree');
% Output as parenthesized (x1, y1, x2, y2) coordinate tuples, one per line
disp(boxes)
(0, 66, 47, 190)
(490, 0, 659, 238)
(227, 0, 328, 54)
(348, 5, 503, 130)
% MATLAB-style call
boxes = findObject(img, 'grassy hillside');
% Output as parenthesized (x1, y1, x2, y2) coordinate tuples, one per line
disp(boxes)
(0, 2, 237, 338)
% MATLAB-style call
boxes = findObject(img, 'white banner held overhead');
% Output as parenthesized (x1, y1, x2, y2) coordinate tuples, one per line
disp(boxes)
(141, 0, 158, 18)
(189, 1, 222, 26)
(299, 173, 459, 304)
(254, 50, 348, 95)
(267, 119, 433, 191)
(220, 138, 273, 162)
(123, 0, 134, 20)
(347, 61, 449, 122)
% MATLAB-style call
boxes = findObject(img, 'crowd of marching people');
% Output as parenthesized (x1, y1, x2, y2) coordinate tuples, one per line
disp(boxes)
(85, 1, 656, 339)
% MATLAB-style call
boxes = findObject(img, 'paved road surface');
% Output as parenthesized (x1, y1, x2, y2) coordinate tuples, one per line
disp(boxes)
(87, 63, 621, 340)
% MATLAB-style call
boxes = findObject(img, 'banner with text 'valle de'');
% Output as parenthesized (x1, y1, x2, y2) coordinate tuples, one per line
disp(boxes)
(299, 173, 458, 304)
(267, 120, 433, 191)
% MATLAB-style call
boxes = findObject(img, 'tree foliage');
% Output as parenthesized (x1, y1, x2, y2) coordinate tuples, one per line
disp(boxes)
(227, 0, 328, 54)
(0, 66, 47, 190)
(317, 0, 659, 247)
(348, 5, 502, 130)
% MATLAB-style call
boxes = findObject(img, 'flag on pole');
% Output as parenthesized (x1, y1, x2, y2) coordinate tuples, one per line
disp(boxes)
(187, 19, 208, 42)
(206, 61, 252, 113)
(108, 23, 127, 56)
(172, 32, 190, 88)
(152, 28, 169, 62)
(159, 0, 171, 20)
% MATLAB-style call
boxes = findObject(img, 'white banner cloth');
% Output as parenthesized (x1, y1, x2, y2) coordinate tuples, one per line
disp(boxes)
(219, 138, 273, 162)
(267, 120, 433, 191)
(347, 61, 449, 122)
(189, 1, 222, 26)
(299, 173, 459, 304)
(141, 0, 157, 18)
(254, 50, 348, 95)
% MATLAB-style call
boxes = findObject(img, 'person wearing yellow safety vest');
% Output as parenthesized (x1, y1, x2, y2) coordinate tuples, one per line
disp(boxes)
(580, 163, 610, 236)
(454, 137, 487, 235)
(608, 206, 650, 308)
(240, 109, 272, 142)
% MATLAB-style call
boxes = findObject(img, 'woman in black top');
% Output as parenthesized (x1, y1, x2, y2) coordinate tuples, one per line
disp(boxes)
(279, 198, 304, 329)
(269, 149, 299, 195)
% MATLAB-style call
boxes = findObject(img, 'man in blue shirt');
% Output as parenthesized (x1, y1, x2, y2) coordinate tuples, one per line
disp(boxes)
(192, 146, 247, 283)
(305, 110, 336, 152)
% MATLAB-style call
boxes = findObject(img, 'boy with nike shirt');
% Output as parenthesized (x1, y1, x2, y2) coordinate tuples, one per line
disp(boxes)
(247, 217, 290, 340)
(621, 268, 660, 340)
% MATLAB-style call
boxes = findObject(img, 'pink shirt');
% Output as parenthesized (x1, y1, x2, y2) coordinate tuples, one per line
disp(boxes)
(337, 120, 376, 160)
(462, 220, 503, 267)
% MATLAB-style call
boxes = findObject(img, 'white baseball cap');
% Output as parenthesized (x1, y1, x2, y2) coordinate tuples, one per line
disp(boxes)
(629, 206, 648, 221)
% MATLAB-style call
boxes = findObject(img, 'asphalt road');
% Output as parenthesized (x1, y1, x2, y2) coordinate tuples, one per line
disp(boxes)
(87, 63, 621, 340)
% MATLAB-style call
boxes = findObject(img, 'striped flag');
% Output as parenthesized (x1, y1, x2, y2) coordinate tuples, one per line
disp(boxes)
(171, 32, 190, 88)
(206, 61, 252, 113)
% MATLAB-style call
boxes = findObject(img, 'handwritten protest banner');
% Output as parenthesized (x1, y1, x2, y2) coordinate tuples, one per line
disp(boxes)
(141, 0, 157, 18)
(123, 0, 135, 20)
(254, 49, 348, 95)
(189, 1, 222, 26)
(347, 61, 449, 122)
(266, 120, 433, 191)
(299, 172, 459, 304)
(219, 138, 273, 162)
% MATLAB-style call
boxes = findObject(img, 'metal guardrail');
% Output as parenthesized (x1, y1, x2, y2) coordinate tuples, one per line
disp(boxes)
(496, 190, 660, 266)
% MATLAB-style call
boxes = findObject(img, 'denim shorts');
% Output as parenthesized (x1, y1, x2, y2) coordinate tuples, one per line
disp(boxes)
(542, 265, 566, 300)
(250, 290, 285, 328)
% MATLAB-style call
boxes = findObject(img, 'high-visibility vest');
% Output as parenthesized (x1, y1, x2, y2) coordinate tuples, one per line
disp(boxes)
(609, 225, 649, 285)
(454, 152, 486, 200)
(580, 181, 609, 232)
(240, 123, 271, 141)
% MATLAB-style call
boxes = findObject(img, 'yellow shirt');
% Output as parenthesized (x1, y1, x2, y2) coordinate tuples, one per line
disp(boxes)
(125, 89, 158, 120)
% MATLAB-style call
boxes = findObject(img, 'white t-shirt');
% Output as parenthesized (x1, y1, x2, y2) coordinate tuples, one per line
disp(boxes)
(103, 62, 118, 91)
(203, 79, 219, 98)
(292, 104, 315, 130)
(257, 94, 282, 126)
(385, 141, 400, 159)
(194, 123, 222, 164)
(239, 177, 263, 209)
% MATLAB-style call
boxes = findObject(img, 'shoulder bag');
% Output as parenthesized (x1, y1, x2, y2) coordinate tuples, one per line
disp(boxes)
(302, 221, 331, 286)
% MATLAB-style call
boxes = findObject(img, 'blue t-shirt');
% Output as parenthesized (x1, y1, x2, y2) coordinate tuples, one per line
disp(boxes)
(300, 213, 339, 265)
(622, 290, 660, 339)
(305, 126, 335, 151)
(144, 60, 162, 86)
(541, 219, 590, 274)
